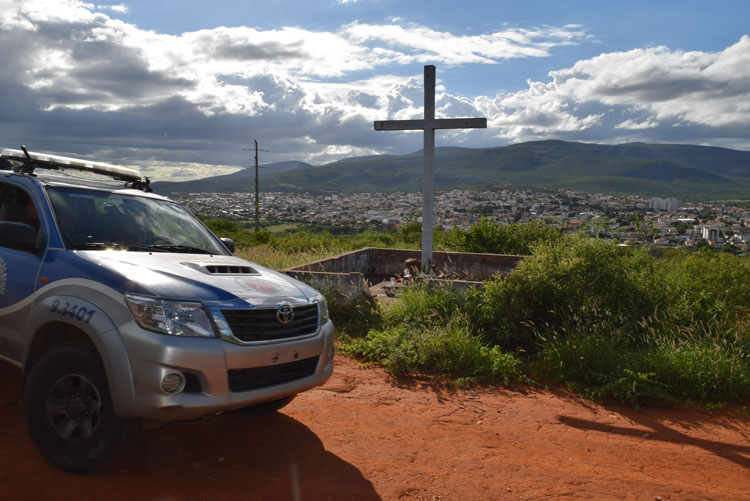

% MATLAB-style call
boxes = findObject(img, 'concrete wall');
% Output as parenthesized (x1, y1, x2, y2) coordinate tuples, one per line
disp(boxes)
(287, 248, 372, 274)
(286, 247, 525, 281)
(367, 248, 525, 280)
(284, 270, 370, 299)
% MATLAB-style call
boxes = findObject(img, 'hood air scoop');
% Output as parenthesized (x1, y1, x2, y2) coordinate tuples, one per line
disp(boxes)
(205, 265, 257, 275)
(182, 262, 259, 275)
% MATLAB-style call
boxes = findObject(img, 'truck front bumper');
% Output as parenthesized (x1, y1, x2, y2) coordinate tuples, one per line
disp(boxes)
(116, 319, 335, 421)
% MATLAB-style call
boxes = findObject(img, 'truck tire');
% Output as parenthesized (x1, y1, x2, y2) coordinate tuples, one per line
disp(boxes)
(239, 395, 296, 415)
(23, 341, 142, 473)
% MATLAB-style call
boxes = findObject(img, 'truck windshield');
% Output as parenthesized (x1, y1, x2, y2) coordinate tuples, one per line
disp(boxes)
(47, 187, 227, 254)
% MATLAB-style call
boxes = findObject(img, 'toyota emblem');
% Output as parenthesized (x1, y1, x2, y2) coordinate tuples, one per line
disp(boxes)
(277, 303, 294, 324)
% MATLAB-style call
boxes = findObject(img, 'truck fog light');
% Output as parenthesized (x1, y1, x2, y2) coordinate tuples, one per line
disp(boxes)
(329, 344, 335, 362)
(162, 373, 185, 394)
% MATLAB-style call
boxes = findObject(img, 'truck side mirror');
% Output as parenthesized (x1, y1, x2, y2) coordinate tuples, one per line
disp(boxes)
(220, 237, 235, 254)
(0, 221, 39, 252)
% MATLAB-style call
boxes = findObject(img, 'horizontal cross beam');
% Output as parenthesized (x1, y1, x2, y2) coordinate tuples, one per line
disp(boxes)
(374, 118, 487, 131)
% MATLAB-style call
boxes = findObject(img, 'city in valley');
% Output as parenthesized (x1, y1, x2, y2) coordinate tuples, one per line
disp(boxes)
(170, 187, 750, 251)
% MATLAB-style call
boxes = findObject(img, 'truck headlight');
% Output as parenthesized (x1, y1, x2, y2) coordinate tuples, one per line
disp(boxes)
(125, 294, 216, 338)
(317, 295, 329, 324)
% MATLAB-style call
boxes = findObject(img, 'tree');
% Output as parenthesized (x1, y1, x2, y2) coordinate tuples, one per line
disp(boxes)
(672, 221, 690, 235)
(695, 239, 711, 250)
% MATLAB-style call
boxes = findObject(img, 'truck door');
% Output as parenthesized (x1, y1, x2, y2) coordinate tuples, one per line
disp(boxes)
(0, 181, 46, 364)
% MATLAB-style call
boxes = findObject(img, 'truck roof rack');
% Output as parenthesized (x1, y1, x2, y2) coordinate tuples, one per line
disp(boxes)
(0, 145, 151, 192)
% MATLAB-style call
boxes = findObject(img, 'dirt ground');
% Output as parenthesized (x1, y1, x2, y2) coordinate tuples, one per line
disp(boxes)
(1, 355, 749, 501)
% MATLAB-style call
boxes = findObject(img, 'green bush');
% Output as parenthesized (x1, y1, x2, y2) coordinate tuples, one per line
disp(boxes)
(441, 219, 562, 255)
(396, 219, 423, 246)
(478, 235, 661, 350)
(471, 234, 750, 405)
(598, 370, 674, 410)
(340, 317, 522, 384)
(209, 216, 750, 407)
(337, 283, 519, 384)
(659, 250, 750, 322)
(204, 219, 273, 246)
(323, 289, 382, 338)
(535, 308, 750, 405)
(538, 328, 633, 387)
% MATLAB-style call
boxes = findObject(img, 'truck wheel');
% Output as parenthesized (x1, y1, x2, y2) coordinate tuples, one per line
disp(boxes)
(239, 395, 296, 416)
(23, 341, 142, 473)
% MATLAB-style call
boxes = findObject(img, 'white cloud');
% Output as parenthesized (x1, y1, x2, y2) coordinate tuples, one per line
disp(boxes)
(443, 36, 747, 148)
(546, 39, 750, 128)
(137, 161, 241, 181)
(307, 144, 381, 164)
(0, 1, 590, 116)
(342, 22, 589, 65)
(97, 4, 128, 14)
(615, 118, 660, 130)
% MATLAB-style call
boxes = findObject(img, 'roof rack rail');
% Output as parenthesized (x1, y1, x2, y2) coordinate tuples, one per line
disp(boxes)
(0, 145, 152, 192)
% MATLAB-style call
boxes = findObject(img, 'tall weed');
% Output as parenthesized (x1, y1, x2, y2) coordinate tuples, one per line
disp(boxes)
(382, 282, 483, 330)
(536, 310, 750, 405)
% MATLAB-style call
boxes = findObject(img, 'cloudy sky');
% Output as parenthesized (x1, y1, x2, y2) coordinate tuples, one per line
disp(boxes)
(1, 0, 749, 180)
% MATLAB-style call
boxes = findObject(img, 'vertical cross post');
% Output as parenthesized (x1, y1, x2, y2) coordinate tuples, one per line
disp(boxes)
(375, 65, 487, 275)
(254, 139, 260, 232)
(422, 66, 435, 274)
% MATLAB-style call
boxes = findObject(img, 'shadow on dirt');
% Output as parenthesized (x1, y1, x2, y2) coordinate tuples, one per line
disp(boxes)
(557, 412, 750, 469)
(120, 411, 381, 500)
(0, 363, 380, 500)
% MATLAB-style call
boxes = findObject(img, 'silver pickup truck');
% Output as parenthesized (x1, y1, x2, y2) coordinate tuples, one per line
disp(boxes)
(0, 148, 334, 472)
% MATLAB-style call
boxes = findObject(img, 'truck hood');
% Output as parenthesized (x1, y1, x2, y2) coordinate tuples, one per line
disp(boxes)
(78, 251, 313, 302)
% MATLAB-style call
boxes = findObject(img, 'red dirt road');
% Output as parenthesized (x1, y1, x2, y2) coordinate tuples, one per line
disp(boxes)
(1, 355, 749, 500)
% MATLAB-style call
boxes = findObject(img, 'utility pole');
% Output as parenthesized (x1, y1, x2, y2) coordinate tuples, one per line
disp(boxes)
(243, 139, 267, 232)
(254, 139, 259, 232)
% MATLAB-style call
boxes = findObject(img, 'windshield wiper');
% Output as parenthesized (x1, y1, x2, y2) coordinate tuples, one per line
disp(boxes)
(71, 242, 122, 250)
(136, 244, 214, 254)
(71, 243, 212, 254)
(72, 242, 215, 254)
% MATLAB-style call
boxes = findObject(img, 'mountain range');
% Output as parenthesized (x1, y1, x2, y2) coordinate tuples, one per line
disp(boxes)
(152, 140, 750, 201)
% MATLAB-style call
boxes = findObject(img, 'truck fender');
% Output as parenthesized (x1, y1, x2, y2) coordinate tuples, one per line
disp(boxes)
(26, 295, 137, 417)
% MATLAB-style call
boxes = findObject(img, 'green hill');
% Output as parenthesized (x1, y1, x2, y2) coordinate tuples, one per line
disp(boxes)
(154, 160, 314, 193)
(152, 140, 750, 200)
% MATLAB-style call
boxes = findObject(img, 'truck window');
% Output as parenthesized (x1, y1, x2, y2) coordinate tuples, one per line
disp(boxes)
(47, 187, 227, 254)
(0, 184, 42, 252)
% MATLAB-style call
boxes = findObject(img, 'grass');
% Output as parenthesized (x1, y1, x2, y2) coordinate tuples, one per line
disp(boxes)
(337, 237, 750, 407)
(264, 223, 300, 233)
(236, 244, 338, 270)
(213, 219, 750, 408)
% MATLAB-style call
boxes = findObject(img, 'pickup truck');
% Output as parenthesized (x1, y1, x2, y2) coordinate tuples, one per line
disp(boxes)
(0, 147, 334, 472)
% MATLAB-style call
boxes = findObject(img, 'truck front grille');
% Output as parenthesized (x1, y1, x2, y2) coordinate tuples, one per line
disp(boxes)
(227, 356, 320, 392)
(221, 304, 318, 342)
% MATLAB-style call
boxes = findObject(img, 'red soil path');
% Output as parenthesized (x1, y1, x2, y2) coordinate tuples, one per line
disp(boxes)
(1, 355, 749, 500)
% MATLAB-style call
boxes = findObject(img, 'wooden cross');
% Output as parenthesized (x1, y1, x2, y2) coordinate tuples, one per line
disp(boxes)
(374, 65, 487, 274)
